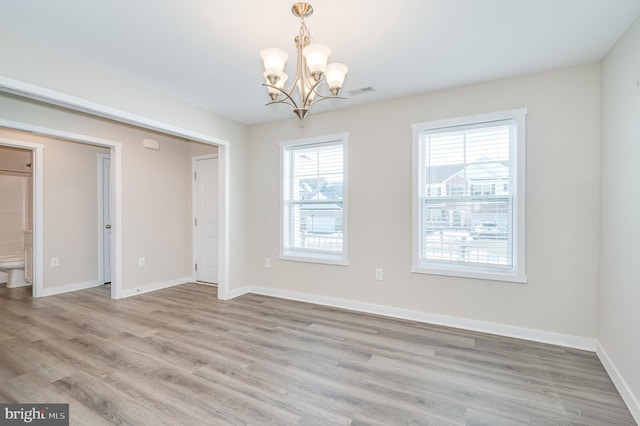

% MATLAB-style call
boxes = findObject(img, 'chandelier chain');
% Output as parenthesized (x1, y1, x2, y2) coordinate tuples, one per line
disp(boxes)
(297, 17, 311, 47)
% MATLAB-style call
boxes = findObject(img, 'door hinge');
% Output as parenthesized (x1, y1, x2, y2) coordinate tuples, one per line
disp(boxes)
(194, 217, 197, 226)
(194, 171, 197, 180)
(195, 263, 198, 271)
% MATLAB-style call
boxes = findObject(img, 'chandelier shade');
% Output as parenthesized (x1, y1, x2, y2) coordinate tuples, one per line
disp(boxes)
(325, 63, 349, 95)
(302, 43, 331, 76)
(259, 2, 348, 123)
(260, 48, 289, 81)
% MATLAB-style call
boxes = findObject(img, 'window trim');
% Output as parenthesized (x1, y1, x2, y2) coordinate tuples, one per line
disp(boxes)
(279, 133, 349, 266)
(411, 109, 527, 283)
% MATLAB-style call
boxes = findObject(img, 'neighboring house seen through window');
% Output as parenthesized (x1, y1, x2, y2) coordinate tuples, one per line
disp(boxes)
(412, 109, 527, 282)
(280, 134, 348, 265)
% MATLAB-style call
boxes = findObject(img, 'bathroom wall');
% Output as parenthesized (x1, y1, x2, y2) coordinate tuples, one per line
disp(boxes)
(0, 145, 32, 284)
(0, 176, 26, 245)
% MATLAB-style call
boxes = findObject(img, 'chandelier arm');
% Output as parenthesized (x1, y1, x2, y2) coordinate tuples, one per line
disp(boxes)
(262, 83, 302, 109)
(305, 77, 346, 104)
(307, 94, 347, 108)
(301, 77, 323, 106)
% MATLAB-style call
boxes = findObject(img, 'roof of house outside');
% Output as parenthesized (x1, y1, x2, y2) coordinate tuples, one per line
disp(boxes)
(427, 161, 510, 185)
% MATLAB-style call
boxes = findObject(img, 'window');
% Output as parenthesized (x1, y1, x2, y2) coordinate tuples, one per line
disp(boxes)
(427, 186, 441, 197)
(412, 109, 527, 282)
(471, 183, 496, 196)
(280, 134, 348, 265)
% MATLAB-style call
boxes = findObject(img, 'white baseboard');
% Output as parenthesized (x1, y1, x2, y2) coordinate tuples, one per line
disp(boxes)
(597, 343, 640, 424)
(120, 276, 191, 299)
(242, 286, 598, 352)
(221, 285, 250, 300)
(42, 279, 102, 297)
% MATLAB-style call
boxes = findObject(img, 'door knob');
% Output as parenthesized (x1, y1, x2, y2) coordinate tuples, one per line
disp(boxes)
(106, 224, 111, 229)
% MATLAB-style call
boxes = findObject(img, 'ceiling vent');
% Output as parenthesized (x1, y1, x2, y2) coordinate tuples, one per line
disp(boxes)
(347, 86, 376, 96)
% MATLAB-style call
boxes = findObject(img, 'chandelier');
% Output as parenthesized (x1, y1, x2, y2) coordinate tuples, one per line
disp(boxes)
(259, 2, 349, 123)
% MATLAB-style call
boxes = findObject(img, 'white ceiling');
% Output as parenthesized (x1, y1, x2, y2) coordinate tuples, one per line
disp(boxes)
(1, 0, 639, 125)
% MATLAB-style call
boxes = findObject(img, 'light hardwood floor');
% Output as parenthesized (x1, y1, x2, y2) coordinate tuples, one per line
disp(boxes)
(0, 283, 635, 425)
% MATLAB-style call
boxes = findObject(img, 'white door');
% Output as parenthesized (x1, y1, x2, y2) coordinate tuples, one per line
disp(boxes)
(101, 156, 112, 283)
(194, 156, 218, 283)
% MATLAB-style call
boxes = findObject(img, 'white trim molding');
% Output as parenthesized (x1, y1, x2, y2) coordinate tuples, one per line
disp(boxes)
(597, 343, 640, 424)
(225, 285, 251, 300)
(237, 286, 597, 352)
(120, 277, 192, 299)
(42, 279, 102, 297)
(0, 76, 229, 146)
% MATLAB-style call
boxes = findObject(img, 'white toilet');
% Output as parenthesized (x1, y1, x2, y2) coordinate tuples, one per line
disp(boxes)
(0, 249, 26, 288)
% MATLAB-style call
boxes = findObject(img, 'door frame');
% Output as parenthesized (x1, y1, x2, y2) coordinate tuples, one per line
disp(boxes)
(0, 137, 43, 297)
(0, 75, 231, 300)
(192, 154, 219, 284)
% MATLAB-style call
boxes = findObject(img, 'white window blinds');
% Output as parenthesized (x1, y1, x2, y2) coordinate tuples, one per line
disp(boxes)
(421, 120, 513, 268)
(282, 137, 346, 263)
(412, 109, 526, 282)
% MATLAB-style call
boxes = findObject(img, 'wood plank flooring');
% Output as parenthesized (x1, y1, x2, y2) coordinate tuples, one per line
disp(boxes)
(0, 283, 635, 425)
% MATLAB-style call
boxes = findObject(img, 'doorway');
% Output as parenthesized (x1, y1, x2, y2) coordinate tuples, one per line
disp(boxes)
(0, 122, 122, 299)
(0, 137, 42, 296)
(192, 155, 219, 284)
(0, 143, 34, 289)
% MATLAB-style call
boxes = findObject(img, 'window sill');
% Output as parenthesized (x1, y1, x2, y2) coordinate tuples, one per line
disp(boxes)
(411, 265, 527, 284)
(280, 251, 349, 266)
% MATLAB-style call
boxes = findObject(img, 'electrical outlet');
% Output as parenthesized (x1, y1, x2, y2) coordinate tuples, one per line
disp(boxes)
(50, 257, 60, 268)
(375, 268, 383, 281)
(264, 258, 271, 268)
(138, 257, 146, 267)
